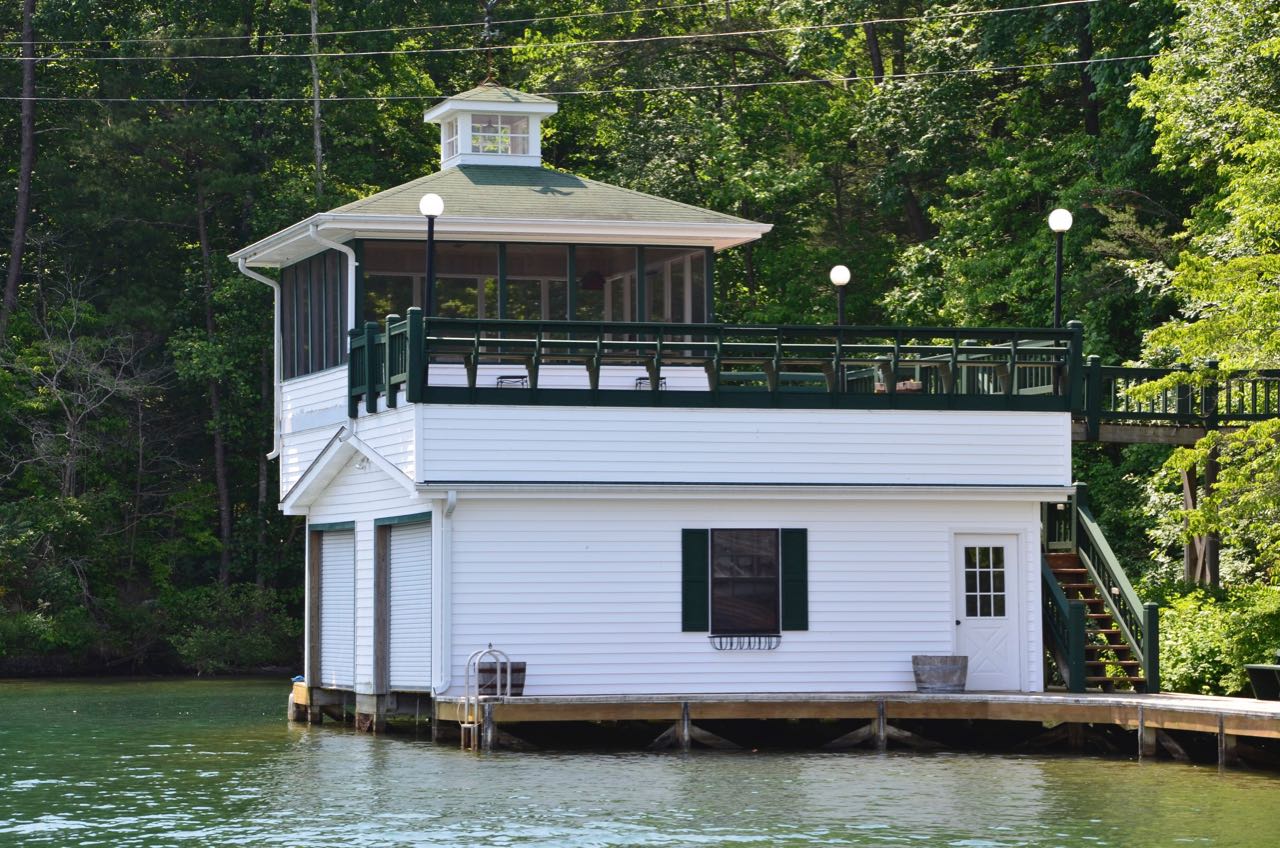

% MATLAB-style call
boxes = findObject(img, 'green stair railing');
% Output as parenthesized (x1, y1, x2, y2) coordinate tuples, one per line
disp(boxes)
(1042, 556, 1087, 693)
(1073, 483, 1160, 692)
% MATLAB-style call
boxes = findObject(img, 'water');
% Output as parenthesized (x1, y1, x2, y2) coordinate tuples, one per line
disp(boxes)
(0, 679, 1277, 847)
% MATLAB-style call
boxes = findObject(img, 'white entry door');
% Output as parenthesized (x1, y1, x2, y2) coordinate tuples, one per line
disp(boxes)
(954, 535, 1020, 691)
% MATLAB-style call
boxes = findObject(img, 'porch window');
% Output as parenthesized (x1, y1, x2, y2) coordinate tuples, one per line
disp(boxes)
(471, 113, 529, 155)
(681, 528, 808, 634)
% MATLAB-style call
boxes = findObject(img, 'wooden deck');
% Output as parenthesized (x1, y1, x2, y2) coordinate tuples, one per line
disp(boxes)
(434, 690, 1280, 741)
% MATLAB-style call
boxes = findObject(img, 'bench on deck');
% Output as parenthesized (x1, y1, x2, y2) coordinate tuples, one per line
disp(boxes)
(1246, 655, 1280, 700)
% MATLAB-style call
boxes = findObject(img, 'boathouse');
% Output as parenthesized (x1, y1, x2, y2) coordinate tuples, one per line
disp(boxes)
(231, 83, 1174, 736)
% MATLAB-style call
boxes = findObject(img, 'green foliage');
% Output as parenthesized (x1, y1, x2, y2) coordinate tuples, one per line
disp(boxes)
(1156, 585, 1280, 695)
(162, 584, 301, 676)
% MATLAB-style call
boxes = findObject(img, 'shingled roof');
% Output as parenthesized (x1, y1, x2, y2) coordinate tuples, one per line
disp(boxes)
(444, 82, 556, 105)
(329, 165, 755, 226)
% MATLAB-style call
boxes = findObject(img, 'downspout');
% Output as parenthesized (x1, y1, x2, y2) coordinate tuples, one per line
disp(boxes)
(308, 222, 358, 337)
(432, 490, 458, 696)
(236, 258, 283, 459)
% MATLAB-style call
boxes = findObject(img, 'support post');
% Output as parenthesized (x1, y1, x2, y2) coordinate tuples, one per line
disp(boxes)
(1085, 355, 1102, 441)
(481, 701, 496, 753)
(1066, 320, 1084, 411)
(1138, 706, 1156, 759)
(1218, 716, 1238, 768)
(363, 321, 379, 414)
(1067, 599, 1087, 693)
(875, 700, 887, 752)
(355, 693, 386, 734)
(679, 701, 691, 752)
(1143, 602, 1160, 693)
(405, 307, 424, 403)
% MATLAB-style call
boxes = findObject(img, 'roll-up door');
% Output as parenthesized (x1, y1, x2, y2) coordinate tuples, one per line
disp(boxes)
(388, 520, 432, 690)
(319, 529, 355, 689)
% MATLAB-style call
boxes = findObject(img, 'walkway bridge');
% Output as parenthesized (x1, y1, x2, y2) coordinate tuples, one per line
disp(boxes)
(345, 311, 1280, 696)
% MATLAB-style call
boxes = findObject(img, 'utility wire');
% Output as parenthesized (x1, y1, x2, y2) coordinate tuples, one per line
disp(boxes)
(3, 0, 1101, 62)
(0, 0, 752, 47)
(0, 52, 1160, 103)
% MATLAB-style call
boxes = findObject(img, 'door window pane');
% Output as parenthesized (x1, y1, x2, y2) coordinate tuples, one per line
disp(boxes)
(963, 545, 1007, 619)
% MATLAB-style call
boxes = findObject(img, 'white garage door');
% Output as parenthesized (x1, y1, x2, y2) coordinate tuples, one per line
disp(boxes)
(318, 529, 355, 689)
(388, 520, 432, 690)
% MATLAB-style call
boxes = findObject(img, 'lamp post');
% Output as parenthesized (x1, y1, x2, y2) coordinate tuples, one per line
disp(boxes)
(419, 193, 444, 315)
(1048, 208, 1073, 328)
(829, 264, 851, 326)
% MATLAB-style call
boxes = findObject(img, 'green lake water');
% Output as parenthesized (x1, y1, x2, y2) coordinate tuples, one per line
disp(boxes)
(1, 679, 1278, 847)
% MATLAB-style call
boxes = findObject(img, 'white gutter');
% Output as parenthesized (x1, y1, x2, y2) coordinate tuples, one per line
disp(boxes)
(236, 259, 283, 459)
(307, 223, 358, 336)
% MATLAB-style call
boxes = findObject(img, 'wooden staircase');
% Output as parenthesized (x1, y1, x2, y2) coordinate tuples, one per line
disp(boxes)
(1044, 551, 1147, 692)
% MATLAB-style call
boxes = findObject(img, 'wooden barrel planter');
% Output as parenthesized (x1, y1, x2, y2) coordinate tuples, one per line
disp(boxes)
(478, 661, 526, 696)
(912, 655, 967, 693)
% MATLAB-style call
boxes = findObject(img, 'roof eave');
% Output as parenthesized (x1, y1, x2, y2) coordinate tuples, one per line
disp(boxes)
(231, 213, 772, 266)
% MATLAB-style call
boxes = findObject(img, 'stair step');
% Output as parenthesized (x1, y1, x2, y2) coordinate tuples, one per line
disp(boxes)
(1052, 568, 1088, 576)
(1087, 675, 1145, 683)
(1086, 659, 1141, 667)
(1060, 583, 1098, 590)
(1045, 552, 1079, 564)
(1086, 613, 1114, 620)
(1085, 644, 1131, 653)
(1089, 628, 1121, 636)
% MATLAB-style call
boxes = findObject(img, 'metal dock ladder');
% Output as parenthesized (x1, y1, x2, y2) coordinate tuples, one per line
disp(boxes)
(460, 644, 512, 752)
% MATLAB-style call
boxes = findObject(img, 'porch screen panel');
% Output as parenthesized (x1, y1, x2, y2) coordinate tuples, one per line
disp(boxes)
(279, 249, 348, 378)
(435, 241, 499, 318)
(318, 529, 355, 689)
(505, 243, 567, 320)
(281, 264, 297, 379)
(387, 520, 432, 690)
(574, 246, 636, 322)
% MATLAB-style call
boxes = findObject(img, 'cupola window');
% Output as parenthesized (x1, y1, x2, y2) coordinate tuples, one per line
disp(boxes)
(442, 117, 458, 160)
(470, 114, 529, 155)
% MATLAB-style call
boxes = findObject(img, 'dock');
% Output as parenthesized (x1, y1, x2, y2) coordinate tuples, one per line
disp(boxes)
(424, 690, 1280, 763)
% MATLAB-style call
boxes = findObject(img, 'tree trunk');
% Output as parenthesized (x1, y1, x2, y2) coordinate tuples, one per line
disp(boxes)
(196, 191, 234, 584)
(309, 0, 324, 198)
(256, 352, 271, 587)
(863, 24, 885, 84)
(0, 0, 38, 339)
(1077, 7, 1100, 137)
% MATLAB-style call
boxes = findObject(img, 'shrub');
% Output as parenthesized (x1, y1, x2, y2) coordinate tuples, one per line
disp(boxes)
(162, 583, 301, 675)
(1159, 584, 1280, 695)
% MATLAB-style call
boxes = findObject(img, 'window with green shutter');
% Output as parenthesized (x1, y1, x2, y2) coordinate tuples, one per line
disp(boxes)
(681, 528, 808, 635)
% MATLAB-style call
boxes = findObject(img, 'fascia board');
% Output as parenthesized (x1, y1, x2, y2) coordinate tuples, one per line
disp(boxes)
(424, 100, 557, 122)
(412, 483, 1075, 501)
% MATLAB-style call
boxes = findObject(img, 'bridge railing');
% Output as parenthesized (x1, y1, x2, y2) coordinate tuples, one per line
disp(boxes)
(1082, 357, 1280, 438)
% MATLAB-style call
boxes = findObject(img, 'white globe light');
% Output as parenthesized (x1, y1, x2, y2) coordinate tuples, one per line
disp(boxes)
(419, 193, 445, 218)
(829, 264, 851, 287)
(1048, 208, 1073, 233)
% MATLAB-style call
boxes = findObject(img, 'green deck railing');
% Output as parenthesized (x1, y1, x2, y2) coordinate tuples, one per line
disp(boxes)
(349, 309, 1083, 413)
(1041, 556, 1087, 693)
(1073, 484, 1160, 693)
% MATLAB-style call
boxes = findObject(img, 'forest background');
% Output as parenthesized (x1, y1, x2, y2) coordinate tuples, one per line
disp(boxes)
(1, 0, 1277, 694)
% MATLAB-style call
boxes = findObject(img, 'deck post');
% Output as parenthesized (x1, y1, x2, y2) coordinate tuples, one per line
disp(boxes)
(1085, 355, 1102, 441)
(364, 321, 379, 415)
(405, 307, 424, 403)
(875, 700, 887, 752)
(355, 693, 386, 734)
(1218, 716, 1238, 768)
(1066, 320, 1084, 412)
(1138, 706, 1156, 759)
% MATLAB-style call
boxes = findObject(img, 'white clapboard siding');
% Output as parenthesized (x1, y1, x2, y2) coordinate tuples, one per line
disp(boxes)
(447, 495, 1043, 696)
(282, 367, 347, 427)
(355, 405, 416, 477)
(319, 529, 355, 689)
(421, 405, 1070, 486)
(309, 455, 429, 695)
(388, 521, 432, 691)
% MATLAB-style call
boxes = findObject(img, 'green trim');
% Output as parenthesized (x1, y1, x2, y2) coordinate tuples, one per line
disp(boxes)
(681, 529, 710, 632)
(374, 511, 432, 527)
(635, 246, 646, 322)
(310, 521, 354, 532)
(780, 528, 808, 631)
(497, 242, 508, 319)
(704, 247, 715, 322)
(353, 239, 366, 326)
(566, 245, 577, 319)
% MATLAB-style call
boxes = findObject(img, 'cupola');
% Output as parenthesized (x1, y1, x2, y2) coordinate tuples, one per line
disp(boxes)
(423, 83, 558, 170)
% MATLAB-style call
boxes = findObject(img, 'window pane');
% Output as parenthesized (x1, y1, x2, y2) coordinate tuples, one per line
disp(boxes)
(710, 530, 779, 635)
(966, 597, 978, 617)
(574, 246, 636, 322)
(436, 242, 499, 318)
(505, 244, 567, 320)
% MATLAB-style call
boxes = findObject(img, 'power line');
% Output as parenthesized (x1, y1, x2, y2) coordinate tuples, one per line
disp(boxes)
(0, 0, 752, 47)
(0, 52, 1160, 103)
(4, 0, 1100, 62)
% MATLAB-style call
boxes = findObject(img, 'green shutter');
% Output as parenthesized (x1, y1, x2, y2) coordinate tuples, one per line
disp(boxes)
(781, 528, 808, 631)
(681, 529, 709, 632)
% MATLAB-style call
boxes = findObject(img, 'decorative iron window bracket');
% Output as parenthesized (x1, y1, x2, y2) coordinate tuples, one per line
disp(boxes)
(709, 634, 781, 651)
